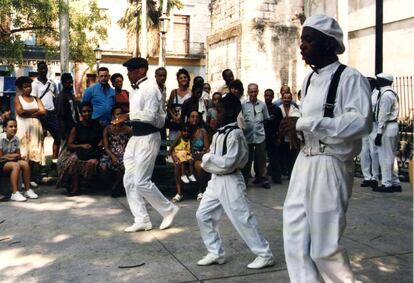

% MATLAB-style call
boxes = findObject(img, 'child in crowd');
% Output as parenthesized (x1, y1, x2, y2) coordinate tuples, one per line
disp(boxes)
(100, 105, 132, 197)
(206, 92, 221, 133)
(169, 124, 197, 202)
(0, 118, 38, 202)
(196, 93, 274, 269)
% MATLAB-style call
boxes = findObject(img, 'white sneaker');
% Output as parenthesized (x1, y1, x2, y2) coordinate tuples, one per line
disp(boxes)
(124, 222, 152, 233)
(247, 256, 274, 269)
(180, 175, 190, 184)
(24, 189, 38, 199)
(197, 253, 226, 266)
(188, 174, 197, 182)
(197, 193, 203, 201)
(172, 194, 183, 203)
(10, 191, 27, 202)
(30, 181, 39, 188)
(159, 205, 179, 230)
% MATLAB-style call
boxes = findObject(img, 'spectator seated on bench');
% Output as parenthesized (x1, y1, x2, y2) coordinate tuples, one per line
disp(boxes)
(99, 105, 132, 198)
(0, 118, 38, 201)
(57, 102, 103, 196)
(170, 111, 210, 202)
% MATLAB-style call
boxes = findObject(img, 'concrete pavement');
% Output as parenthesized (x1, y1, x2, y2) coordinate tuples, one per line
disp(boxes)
(0, 178, 412, 282)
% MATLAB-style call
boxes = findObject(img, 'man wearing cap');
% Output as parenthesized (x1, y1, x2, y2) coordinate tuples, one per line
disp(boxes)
(372, 73, 401, 193)
(119, 57, 179, 232)
(281, 15, 372, 282)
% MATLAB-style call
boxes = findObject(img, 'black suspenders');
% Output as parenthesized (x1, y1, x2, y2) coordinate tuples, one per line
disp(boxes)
(213, 126, 239, 155)
(304, 63, 347, 152)
(374, 89, 398, 122)
(304, 63, 347, 118)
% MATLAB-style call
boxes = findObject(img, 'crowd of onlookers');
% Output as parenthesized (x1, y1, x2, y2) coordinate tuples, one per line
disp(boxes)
(0, 61, 301, 202)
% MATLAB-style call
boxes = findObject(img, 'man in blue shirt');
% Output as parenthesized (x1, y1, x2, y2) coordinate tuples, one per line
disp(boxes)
(82, 67, 115, 125)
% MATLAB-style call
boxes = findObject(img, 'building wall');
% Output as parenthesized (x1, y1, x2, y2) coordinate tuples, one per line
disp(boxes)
(97, 0, 129, 51)
(347, 0, 414, 77)
(207, 0, 304, 98)
(307, 0, 414, 78)
(167, 0, 211, 55)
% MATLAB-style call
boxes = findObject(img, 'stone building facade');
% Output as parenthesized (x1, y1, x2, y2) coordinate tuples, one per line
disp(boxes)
(207, 0, 305, 97)
(307, 0, 414, 78)
(307, 0, 414, 119)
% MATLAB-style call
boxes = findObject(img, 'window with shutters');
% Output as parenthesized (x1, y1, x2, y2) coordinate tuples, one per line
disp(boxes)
(173, 15, 190, 55)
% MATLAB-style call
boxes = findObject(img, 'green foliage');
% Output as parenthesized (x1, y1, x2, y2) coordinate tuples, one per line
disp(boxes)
(0, 0, 108, 65)
(118, 0, 183, 36)
(69, 0, 108, 65)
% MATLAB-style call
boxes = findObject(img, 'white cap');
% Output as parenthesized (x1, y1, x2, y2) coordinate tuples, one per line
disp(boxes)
(376, 73, 394, 82)
(303, 15, 345, 54)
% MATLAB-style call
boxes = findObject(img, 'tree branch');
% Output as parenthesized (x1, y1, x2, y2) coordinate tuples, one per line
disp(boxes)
(6, 26, 55, 34)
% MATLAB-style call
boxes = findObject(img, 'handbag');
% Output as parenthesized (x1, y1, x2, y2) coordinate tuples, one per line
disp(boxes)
(76, 147, 102, 161)
(38, 82, 53, 129)
(166, 90, 182, 130)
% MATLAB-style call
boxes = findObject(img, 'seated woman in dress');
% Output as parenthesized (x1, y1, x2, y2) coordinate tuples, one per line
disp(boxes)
(170, 111, 209, 202)
(57, 102, 103, 196)
(169, 123, 197, 202)
(99, 105, 132, 197)
(188, 111, 210, 201)
(14, 76, 46, 188)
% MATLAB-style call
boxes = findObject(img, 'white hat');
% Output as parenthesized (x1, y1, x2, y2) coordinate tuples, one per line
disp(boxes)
(376, 73, 394, 82)
(303, 15, 345, 54)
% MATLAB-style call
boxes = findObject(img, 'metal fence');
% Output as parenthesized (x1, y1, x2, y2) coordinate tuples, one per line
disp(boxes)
(394, 76, 413, 121)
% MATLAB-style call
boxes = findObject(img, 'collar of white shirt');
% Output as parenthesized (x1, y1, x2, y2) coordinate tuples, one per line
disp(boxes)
(314, 60, 340, 75)
(217, 122, 238, 133)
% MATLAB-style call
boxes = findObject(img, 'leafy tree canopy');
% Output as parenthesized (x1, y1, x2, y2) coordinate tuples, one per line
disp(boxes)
(118, 0, 183, 36)
(0, 0, 108, 66)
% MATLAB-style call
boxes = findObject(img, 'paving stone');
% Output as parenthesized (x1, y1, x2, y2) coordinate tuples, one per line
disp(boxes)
(0, 178, 411, 282)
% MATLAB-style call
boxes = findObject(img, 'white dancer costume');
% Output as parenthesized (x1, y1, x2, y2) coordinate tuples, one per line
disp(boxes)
(283, 61, 372, 283)
(374, 83, 400, 188)
(361, 89, 380, 182)
(196, 122, 273, 260)
(123, 76, 177, 226)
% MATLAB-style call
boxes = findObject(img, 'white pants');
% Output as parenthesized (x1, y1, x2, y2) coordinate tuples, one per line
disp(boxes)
(360, 136, 379, 181)
(196, 172, 273, 258)
(283, 152, 355, 283)
(377, 123, 400, 187)
(123, 133, 174, 224)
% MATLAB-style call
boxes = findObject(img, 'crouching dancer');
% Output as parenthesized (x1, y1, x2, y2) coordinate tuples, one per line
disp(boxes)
(120, 57, 179, 232)
(196, 93, 274, 269)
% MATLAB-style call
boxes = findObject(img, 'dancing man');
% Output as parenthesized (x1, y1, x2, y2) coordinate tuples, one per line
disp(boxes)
(120, 57, 179, 232)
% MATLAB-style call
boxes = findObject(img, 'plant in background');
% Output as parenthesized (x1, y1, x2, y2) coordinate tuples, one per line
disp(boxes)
(118, 0, 183, 57)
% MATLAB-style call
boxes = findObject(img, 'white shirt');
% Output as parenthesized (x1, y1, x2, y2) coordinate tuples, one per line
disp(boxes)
(297, 61, 372, 161)
(129, 77, 166, 129)
(374, 86, 399, 134)
(371, 89, 379, 111)
(242, 99, 269, 144)
(280, 104, 301, 142)
(279, 104, 301, 118)
(201, 122, 248, 175)
(31, 78, 57, 111)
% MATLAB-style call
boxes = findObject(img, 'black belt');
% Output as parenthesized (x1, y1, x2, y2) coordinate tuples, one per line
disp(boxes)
(386, 119, 398, 123)
(129, 121, 160, 136)
(216, 169, 239, 176)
